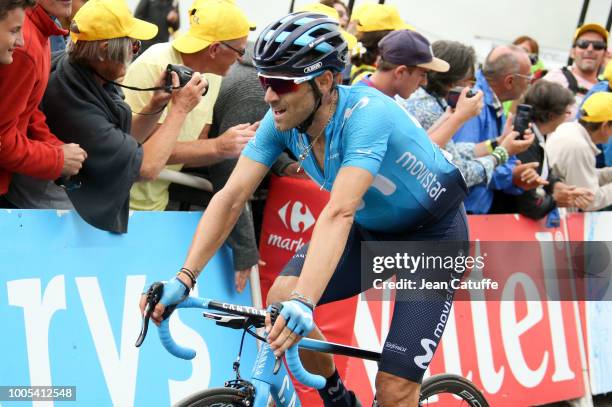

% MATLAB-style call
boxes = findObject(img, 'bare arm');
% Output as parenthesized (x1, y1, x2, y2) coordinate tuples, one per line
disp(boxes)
(167, 122, 259, 167)
(131, 70, 183, 143)
(294, 166, 374, 304)
(138, 73, 208, 180)
(428, 88, 483, 147)
(181, 155, 270, 275)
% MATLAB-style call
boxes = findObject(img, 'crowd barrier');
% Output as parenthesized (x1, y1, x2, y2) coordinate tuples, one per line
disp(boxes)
(0, 210, 257, 407)
(2, 175, 611, 406)
(257, 175, 612, 407)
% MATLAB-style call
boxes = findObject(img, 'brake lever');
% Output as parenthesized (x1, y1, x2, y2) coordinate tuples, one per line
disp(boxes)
(135, 282, 164, 347)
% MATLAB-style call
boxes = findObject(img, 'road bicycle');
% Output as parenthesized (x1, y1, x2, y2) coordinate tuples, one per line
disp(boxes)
(136, 282, 489, 407)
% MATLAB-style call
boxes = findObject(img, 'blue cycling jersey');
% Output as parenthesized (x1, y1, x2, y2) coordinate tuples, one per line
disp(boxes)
(242, 85, 467, 232)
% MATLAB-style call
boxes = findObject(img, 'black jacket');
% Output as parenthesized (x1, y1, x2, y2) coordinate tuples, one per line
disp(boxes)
(42, 54, 143, 233)
(490, 132, 560, 219)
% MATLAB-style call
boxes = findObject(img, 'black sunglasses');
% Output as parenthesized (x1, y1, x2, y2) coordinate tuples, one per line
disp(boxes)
(221, 41, 246, 57)
(574, 39, 607, 51)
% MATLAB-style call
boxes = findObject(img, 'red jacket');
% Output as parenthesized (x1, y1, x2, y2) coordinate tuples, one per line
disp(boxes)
(0, 5, 67, 195)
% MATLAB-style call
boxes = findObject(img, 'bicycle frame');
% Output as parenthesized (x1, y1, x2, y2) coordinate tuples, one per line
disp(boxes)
(138, 288, 489, 407)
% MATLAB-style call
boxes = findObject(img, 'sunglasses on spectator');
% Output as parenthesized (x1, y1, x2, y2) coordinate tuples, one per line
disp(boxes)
(131, 40, 141, 55)
(574, 39, 607, 51)
(221, 41, 246, 57)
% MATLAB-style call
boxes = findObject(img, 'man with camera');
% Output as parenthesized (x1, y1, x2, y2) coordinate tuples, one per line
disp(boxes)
(452, 45, 546, 214)
(123, 0, 257, 213)
(543, 23, 608, 118)
(0, 0, 87, 207)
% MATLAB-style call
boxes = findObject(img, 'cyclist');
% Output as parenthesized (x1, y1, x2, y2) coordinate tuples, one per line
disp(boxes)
(141, 12, 469, 407)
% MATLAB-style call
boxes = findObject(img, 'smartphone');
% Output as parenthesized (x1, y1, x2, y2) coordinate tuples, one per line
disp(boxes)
(446, 87, 476, 109)
(513, 104, 533, 139)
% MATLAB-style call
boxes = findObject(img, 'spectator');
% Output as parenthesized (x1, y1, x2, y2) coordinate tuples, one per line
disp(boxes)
(348, 3, 412, 84)
(543, 23, 608, 117)
(513, 35, 546, 79)
(36, 0, 207, 232)
(357, 30, 448, 95)
(319, 0, 348, 29)
(452, 45, 541, 214)
(134, 0, 179, 54)
(183, 43, 267, 292)
(579, 61, 612, 166)
(402, 40, 534, 189)
(504, 35, 547, 116)
(580, 60, 612, 111)
(0, 0, 87, 208)
(547, 92, 612, 211)
(0, 0, 33, 64)
(124, 0, 258, 212)
(491, 81, 594, 217)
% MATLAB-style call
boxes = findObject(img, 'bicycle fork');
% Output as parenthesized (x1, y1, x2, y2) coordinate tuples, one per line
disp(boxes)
(249, 341, 302, 407)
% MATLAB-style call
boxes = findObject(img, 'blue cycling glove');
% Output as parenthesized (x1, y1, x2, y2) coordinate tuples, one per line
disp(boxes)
(160, 277, 190, 308)
(278, 299, 315, 337)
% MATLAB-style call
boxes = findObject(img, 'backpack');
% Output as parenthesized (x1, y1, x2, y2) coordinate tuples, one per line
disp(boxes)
(561, 66, 590, 95)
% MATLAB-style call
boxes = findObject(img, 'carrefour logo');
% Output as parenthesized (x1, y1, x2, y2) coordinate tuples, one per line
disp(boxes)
(278, 201, 315, 233)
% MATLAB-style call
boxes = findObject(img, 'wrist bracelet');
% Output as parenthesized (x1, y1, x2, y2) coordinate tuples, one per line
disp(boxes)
(177, 267, 197, 288)
(290, 290, 316, 310)
(492, 146, 508, 165)
(485, 139, 494, 154)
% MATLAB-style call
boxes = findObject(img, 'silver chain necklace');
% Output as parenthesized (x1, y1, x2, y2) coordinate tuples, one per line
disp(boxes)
(297, 90, 338, 172)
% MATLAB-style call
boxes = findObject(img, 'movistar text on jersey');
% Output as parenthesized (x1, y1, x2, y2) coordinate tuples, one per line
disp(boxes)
(396, 151, 447, 201)
(372, 253, 486, 274)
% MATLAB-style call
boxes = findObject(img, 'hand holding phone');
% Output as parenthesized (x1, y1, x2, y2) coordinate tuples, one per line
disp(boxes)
(513, 104, 533, 140)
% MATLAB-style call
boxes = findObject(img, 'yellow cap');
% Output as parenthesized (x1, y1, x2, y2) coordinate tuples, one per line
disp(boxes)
(70, 0, 158, 42)
(574, 23, 609, 43)
(603, 60, 612, 82)
(173, 0, 255, 54)
(581, 92, 612, 123)
(352, 4, 414, 33)
(298, 3, 357, 51)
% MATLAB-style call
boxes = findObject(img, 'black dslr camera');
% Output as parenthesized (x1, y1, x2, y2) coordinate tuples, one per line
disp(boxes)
(165, 64, 194, 91)
(164, 64, 208, 96)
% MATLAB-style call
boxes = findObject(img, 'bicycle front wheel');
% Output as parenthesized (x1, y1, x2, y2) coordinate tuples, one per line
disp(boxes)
(419, 374, 489, 407)
(174, 387, 252, 407)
